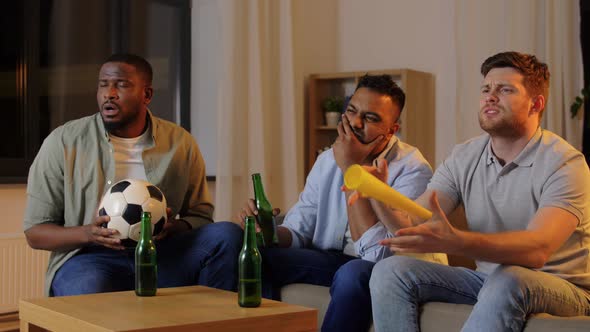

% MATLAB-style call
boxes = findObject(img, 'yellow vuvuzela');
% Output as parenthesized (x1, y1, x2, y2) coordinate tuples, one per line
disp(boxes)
(344, 164, 433, 220)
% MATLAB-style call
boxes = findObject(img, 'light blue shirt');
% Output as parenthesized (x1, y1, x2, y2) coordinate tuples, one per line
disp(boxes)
(282, 137, 432, 262)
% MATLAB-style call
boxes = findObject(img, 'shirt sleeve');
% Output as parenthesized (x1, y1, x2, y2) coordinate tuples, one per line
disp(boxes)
(390, 156, 433, 200)
(427, 148, 462, 208)
(354, 222, 393, 262)
(356, 148, 433, 261)
(179, 133, 214, 229)
(24, 128, 66, 231)
(539, 152, 590, 225)
(281, 152, 327, 248)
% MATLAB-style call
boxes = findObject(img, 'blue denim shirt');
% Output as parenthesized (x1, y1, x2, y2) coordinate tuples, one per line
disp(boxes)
(282, 137, 432, 262)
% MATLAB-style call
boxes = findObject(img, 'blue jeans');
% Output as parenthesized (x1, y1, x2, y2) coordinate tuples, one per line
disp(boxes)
(323, 259, 375, 332)
(51, 221, 243, 296)
(260, 247, 374, 332)
(369, 256, 590, 332)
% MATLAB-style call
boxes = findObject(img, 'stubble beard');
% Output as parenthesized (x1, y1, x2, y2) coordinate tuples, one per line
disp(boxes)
(479, 112, 526, 138)
(101, 111, 136, 134)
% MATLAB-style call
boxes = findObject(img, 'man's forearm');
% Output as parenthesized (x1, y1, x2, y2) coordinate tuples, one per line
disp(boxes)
(451, 207, 578, 268)
(277, 226, 293, 248)
(25, 223, 89, 252)
(455, 230, 553, 268)
(345, 191, 379, 241)
(375, 189, 456, 233)
(370, 199, 417, 233)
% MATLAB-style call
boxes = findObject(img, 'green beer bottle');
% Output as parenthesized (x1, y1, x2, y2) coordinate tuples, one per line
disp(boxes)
(252, 173, 278, 247)
(135, 211, 157, 296)
(238, 216, 262, 307)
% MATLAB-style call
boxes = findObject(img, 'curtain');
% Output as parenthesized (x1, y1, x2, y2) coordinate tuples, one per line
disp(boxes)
(214, 0, 300, 221)
(454, 0, 583, 149)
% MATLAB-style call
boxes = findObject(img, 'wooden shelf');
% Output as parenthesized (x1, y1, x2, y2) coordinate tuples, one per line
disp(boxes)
(316, 126, 338, 130)
(305, 69, 435, 177)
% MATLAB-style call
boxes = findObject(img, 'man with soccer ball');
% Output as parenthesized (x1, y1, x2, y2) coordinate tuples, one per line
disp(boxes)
(23, 54, 243, 296)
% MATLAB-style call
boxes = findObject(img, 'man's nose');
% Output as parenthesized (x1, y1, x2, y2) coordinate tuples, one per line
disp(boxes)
(485, 92, 499, 103)
(104, 86, 117, 100)
(349, 114, 363, 128)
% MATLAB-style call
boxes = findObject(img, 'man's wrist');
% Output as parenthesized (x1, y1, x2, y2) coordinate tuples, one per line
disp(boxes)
(175, 219, 192, 230)
(339, 162, 354, 172)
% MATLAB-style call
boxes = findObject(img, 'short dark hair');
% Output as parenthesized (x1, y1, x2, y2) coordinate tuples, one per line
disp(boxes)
(104, 53, 153, 85)
(355, 74, 406, 112)
(481, 51, 550, 102)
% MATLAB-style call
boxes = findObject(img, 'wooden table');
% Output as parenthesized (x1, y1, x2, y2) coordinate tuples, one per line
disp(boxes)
(19, 286, 317, 332)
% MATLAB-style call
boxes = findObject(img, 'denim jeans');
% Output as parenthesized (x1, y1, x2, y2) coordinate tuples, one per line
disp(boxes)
(51, 221, 243, 296)
(369, 256, 590, 332)
(260, 247, 375, 332)
(323, 259, 376, 332)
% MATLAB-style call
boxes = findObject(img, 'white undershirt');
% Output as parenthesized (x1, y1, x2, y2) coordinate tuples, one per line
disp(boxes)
(109, 128, 151, 182)
(342, 135, 398, 257)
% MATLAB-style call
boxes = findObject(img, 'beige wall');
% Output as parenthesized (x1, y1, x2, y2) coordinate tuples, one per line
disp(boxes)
(0, 185, 27, 234)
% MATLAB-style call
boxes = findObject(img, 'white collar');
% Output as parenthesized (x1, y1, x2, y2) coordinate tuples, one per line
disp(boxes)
(372, 135, 398, 166)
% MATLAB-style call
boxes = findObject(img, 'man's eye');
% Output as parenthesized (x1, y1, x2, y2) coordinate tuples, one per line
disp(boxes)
(98, 82, 107, 87)
(365, 116, 379, 123)
(501, 88, 512, 93)
(345, 108, 356, 114)
(118, 82, 129, 88)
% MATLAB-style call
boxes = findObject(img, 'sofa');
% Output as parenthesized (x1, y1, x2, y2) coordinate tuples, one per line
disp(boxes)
(280, 283, 590, 332)
(277, 209, 590, 331)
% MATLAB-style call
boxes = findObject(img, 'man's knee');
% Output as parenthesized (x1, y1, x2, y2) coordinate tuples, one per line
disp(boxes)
(52, 266, 127, 296)
(204, 221, 243, 243)
(483, 265, 533, 295)
(370, 255, 421, 290)
(332, 259, 374, 293)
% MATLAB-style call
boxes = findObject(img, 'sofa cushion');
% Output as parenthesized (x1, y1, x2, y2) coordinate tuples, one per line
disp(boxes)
(281, 283, 590, 332)
(281, 283, 331, 328)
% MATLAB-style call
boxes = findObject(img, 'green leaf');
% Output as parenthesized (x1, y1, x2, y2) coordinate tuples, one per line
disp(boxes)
(571, 103, 580, 118)
(568, 84, 590, 118)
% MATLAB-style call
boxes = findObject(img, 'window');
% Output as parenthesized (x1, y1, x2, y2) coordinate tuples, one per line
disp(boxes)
(0, 0, 191, 183)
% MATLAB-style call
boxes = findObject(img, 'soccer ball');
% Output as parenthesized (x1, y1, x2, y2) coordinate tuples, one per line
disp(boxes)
(98, 179, 167, 242)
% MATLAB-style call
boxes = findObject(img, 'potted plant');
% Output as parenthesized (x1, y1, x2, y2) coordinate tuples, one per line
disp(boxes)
(322, 96, 344, 126)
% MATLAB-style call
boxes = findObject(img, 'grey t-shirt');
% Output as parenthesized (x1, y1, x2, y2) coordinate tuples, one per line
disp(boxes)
(428, 128, 590, 292)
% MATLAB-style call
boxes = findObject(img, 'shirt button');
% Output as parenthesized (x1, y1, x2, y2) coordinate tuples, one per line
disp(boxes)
(107, 180, 112, 185)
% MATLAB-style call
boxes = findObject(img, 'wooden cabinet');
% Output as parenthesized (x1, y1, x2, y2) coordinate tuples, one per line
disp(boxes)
(305, 69, 435, 176)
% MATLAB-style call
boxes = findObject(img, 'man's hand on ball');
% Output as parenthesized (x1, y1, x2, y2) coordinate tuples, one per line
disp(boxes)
(86, 215, 124, 250)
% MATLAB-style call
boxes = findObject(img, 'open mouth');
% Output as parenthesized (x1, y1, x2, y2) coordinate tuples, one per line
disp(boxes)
(481, 107, 500, 116)
(102, 103, 119, 116)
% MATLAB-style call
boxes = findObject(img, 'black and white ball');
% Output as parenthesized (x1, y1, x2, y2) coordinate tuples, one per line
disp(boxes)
(98, 179, 167, 242)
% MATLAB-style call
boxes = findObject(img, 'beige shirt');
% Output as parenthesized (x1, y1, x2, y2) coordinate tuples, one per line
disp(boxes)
(428, 128, 590, 292)
(24, 111, 213, 295)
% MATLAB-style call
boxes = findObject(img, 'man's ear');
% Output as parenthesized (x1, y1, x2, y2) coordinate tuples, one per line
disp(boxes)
(389, 122, 400, 136)
(530, 95, 545, 116)
(144, 86, 154, 104)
